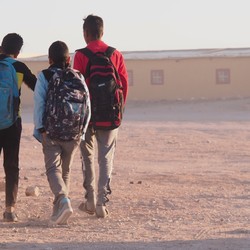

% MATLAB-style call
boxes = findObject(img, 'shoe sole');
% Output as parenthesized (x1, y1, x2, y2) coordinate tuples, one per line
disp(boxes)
(78, 202, 95, 215)
(3, 218, 18, 222)
(55, 209, 73, 225)
(55, 203, 73, 225)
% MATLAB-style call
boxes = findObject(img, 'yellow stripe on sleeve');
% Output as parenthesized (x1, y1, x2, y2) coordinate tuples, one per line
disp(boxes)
(16, 72, 23, 89)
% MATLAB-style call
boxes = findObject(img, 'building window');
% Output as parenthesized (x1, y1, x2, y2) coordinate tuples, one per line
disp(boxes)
(127, 70, 133, 86)
(151, 70, 164, 85)
(216, 69, 230, 84)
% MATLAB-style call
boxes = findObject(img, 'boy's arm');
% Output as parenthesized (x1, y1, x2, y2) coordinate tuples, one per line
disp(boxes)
(33, 72, 48, 130)
(111, 52, 129, 104)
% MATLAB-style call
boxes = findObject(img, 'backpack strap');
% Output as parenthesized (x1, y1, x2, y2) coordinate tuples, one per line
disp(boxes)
(104, 46, 116, 58)
(2, 57, 16, 65)
(76, 48, 94, 78)
(77, 47, 94, 60)
(42, 69, 55, 82)
(105, 47, 121, 81)
(76, 46, 120, 81)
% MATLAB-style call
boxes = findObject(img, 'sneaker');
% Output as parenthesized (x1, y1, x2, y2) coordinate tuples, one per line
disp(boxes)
(51, 197, 73, 225)
(3, 211, 18, 222)
(78, 200, 96, 215)
(95, 204, 109, 218)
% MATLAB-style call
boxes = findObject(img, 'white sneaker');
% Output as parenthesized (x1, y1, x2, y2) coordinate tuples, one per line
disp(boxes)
(52, 197, 73, 225)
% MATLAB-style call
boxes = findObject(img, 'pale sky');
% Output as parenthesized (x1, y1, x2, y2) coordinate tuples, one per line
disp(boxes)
(1, 0, 250, 57)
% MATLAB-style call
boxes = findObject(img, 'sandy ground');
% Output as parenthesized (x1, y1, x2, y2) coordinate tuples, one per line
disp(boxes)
(0, 98, 250, 250)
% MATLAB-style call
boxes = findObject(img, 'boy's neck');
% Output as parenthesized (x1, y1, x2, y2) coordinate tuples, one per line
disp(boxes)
(6, 54, 17, 58)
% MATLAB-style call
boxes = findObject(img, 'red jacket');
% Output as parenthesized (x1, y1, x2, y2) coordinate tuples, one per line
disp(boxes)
(73, 40, 128, 104)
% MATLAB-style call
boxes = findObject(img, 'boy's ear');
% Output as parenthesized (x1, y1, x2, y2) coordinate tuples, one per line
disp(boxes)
(66, 56, 70, 64)
(14, 52, 19, 58)
(84, 30, 90, 44)
(49, 57, 53, 65)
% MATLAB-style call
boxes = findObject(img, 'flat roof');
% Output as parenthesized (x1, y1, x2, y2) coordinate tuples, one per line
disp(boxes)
(122, 48, 250, 60)
(20, 48, 250, 62)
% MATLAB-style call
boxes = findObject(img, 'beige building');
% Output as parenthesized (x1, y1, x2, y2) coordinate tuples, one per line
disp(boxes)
(20, 48, 250, 107)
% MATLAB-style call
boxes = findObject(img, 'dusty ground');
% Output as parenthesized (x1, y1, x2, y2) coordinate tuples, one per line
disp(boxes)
(0, 98, 250, 250)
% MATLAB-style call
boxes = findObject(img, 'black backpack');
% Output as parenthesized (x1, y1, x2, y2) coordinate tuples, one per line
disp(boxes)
(43, 67, 89, 141)
(76, 46, 124, 130)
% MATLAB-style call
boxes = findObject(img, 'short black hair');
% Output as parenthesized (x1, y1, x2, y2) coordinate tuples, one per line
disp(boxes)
(83, 14, 103, 40)
(1, 33, 23, 55)
(48, 41, 69, 64)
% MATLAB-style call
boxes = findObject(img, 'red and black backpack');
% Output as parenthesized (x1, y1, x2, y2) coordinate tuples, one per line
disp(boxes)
(76, 46, 124, 130)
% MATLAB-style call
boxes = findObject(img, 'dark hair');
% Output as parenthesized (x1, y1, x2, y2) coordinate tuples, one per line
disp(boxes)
(1, 33, 23, 55)
(48, 41, 69, 65)
(83, 14, 103, 40)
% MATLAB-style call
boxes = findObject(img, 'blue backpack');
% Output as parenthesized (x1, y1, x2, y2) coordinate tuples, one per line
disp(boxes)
(0, 58, 19, 130)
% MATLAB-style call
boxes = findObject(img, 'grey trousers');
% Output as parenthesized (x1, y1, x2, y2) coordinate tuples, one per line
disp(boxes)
(80, 127, 118, 205)
(42, 135, 80, 204)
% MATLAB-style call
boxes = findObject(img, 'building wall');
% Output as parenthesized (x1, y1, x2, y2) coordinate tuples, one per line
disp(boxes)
(126, 57, 250, 101)
(19, 56, 250, 109)
(20, 61, 49, 108)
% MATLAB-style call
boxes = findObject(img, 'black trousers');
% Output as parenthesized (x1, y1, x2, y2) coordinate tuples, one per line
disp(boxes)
(0, 118, 22, 207)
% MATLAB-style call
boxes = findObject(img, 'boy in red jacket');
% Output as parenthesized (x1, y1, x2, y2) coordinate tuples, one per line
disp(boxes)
(73, 14, 128, 218)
